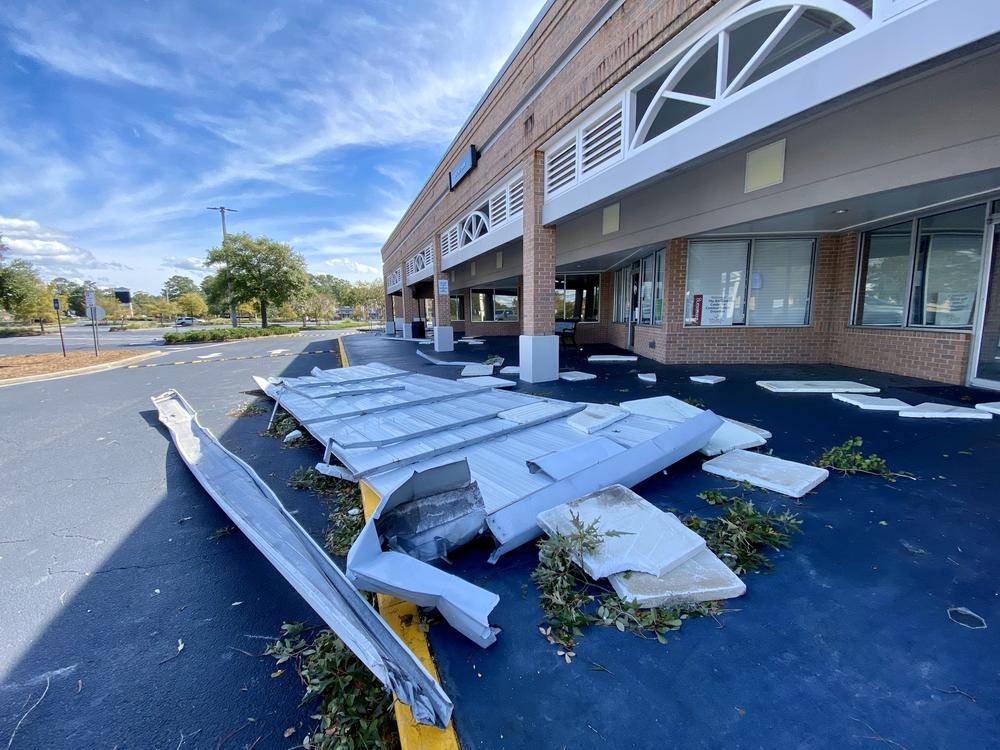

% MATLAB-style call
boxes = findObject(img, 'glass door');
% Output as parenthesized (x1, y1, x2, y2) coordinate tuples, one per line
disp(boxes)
(970, 218, 1000, 389)
(627, 264, 640, 349)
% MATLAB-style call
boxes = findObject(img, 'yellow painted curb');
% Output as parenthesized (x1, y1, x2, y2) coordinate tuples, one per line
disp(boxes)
(340, 335, 461, 750)
(0, 349, 163, 388)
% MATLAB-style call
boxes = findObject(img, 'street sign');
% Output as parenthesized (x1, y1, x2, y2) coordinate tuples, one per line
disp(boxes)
(90, 305, 106, 322)
(437, 278, 449, 295)
(52, 298, 60, 310)
(84, 290, 95, 308)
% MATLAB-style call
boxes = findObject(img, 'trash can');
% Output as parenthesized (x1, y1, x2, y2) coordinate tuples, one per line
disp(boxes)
(412, 320, 426, 339)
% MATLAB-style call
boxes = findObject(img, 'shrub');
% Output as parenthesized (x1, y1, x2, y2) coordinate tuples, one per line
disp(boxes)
(162, 325, 298, 344)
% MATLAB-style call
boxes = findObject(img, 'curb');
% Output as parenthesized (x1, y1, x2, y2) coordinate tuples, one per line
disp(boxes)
(0, 350, 164, 388)
(339, 336, 460, 750)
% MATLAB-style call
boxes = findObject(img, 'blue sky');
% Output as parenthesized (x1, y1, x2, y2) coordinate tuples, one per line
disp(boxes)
(0, 0, 543, 291)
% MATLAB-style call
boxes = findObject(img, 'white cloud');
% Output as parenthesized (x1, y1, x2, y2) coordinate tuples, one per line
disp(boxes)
(0, 216, 130, 280)
(324, 258, 381, 277)
(160, 256, 208, 275)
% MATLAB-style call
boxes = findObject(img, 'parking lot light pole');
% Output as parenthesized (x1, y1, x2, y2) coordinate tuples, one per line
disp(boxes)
(207, 206, 238, 327)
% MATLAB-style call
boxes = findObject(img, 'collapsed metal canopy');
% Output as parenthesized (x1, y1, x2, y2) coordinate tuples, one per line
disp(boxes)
(152, 390, 453, 728)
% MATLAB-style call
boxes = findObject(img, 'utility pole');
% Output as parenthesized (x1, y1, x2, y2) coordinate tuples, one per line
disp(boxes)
(207, 206, 239, 327)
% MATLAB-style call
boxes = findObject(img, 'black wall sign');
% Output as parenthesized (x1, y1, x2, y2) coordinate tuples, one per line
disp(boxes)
(448, 145, 478, 191)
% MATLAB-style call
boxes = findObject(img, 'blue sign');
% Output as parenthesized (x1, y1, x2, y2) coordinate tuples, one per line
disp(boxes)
(52, 298, 60, 310)
(448, 145, 478, 191)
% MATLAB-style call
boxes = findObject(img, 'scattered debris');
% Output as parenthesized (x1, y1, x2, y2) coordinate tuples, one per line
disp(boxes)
(483, 355, 505, 366)
(757, 380, 879, 393)
(814, 437, 911, 481)
(536, 486, 705, 578)
(459, 375, 516, 388)
(281, 429, 303, 444)
(609, 548, 746, 608)
(152, 389, 452, 728)
(975, 401, 1000, 415)
(461, 364, 493, 376)
(566, 403, 628, 434)
(832, 393, 910, 411)
(684, 500, 801, 574)
(697, 490, 731, 506)
(588, 355, 638, 363)
(348, 462, 500, 648)
(227, 400, 267, 418)
(415, 349, 481, 367)
(947, 606, 987, 629)
(531, 514, 718, 648)
(158, 638, 185, 665)
(209, 526, 236, 540)
(899, 403, 992, 420)
(559, 370, 596, 381)
(638, 373, 657, 383)
(499, 366, 519, 374)
(690, 375, 725, 384)
(703, 449, 828, 498)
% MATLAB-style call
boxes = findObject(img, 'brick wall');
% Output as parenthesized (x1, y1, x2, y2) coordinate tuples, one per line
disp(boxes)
(601, 234, 973, 383)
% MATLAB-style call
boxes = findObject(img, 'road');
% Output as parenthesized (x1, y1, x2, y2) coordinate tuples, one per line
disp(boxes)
(0, 322, 363, 355)
(0, 331, 354, 749)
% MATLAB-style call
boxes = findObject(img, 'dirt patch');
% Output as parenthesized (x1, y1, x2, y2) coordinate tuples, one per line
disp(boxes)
(0, 350, 157, 380)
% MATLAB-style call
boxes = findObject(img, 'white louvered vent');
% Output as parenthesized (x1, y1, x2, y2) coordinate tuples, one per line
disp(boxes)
(507, 178, 524, 215)
(488, 190, 508, 227)
(441, 225, 460, 256)
(545, 140, 577, 195)
(581, 105, 624, 175)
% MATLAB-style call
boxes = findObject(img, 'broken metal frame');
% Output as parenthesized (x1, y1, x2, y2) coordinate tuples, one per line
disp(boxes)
(152, 389, 453, 728)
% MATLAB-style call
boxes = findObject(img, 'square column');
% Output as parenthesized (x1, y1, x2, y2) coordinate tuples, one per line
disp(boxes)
(519, 150, 559, 382)
(432, 235, 454, 352)
(400, 280, 419, 339)
(384, 293, 396, 335)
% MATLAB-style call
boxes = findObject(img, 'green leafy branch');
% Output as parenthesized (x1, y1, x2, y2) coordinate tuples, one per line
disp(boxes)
(813, 437, 914, 481)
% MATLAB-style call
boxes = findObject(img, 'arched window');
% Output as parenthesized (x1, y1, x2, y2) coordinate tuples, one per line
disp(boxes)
(632, 0, 871, 148)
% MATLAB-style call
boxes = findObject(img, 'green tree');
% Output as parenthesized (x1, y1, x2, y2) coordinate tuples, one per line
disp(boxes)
(175, 291, 208, 317)
(67, 281, 98, 316)
(310, 274, 351, 307)
(206, 233, 308, 328)
(0, 258, 41, 314)
(200, 273, 230, 317)
(162, 274, 199, 300)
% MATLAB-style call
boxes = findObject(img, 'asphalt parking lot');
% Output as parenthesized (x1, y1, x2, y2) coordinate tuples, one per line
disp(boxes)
(0, 331, 351, 749)
(2, 330, 998, 749)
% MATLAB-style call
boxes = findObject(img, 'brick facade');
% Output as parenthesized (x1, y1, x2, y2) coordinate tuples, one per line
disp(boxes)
(606, 234, 973, 383)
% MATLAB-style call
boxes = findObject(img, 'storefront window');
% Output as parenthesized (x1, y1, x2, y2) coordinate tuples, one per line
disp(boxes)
(450, 295, 465, 321)
(855, 221, 911, 326)
(686, 238, 815, 326)
(471, 288, 518, 322)
(554, 274, 600, 321)
(613, 249, 664, 326)
(855, 204, 987, 329)
(909, 205, 984, 327)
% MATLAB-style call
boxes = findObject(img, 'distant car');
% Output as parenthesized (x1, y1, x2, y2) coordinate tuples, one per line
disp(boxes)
(175, 316, 195, 326)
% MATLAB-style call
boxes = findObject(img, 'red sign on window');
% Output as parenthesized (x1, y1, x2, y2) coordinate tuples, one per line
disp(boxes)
(691, 294, 703, 325)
